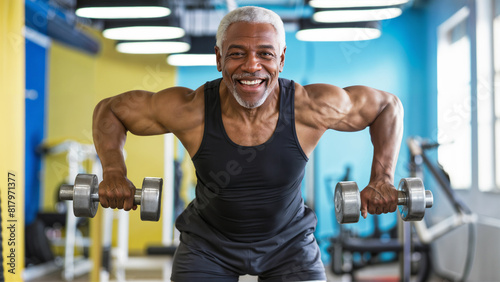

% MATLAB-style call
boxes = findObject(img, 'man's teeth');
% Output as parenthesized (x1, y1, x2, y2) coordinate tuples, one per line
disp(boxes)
(239, 80, 262, 85)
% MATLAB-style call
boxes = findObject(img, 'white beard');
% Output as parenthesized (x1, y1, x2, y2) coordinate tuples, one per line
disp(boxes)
(231, 86, 271, 109)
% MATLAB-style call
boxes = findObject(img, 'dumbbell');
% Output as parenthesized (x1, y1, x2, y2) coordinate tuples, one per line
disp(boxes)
(59, 174, 163, 221)
(334, 178, 433, 224)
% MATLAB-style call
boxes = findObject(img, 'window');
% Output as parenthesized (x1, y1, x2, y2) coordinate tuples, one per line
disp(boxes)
(494, 0, 500, 188)
(476, 0, 499, 191)
(437, 1, 500, 191)
(437, 7, 471, 190)
(476, 0, 496, 191)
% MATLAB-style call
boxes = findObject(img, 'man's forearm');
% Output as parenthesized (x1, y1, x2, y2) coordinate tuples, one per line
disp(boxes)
(368, 94, 404, 184)
(92, 98, 128, 177)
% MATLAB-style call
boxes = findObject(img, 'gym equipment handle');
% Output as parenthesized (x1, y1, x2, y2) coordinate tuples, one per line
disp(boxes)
(60, 184, 143, 205)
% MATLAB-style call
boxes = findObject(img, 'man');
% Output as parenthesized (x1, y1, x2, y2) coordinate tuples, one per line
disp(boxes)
(93, 6, 403, 282)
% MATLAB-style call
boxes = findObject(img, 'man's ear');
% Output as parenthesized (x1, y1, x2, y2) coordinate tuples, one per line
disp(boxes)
(215, 46, 222, 72)
(279, 46, 286, 72)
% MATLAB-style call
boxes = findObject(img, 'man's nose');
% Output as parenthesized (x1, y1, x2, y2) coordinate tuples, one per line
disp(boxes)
(241, 54, 262, 73)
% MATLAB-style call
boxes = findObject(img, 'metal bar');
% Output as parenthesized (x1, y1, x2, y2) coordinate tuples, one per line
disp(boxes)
(420, 152, 464, 213)
(63, 143, 79, 281)
(63, 201, 76, 281)
(115, 210, 129, 282)
(468, 0, 479, 191)
(163, 134, 175, 246)
(398, 219, 411, 282)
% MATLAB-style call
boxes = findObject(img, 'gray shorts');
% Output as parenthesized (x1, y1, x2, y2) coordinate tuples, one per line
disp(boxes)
(170, 227, 326, 282)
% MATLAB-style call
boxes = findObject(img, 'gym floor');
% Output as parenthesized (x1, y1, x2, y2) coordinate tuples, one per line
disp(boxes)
(29, 260, 442, 282)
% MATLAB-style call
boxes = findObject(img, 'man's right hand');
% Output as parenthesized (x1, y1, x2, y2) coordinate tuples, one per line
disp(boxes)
(98, 171, 138, 211)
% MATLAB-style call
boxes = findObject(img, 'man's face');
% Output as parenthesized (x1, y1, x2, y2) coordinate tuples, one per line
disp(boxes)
(215, 22, 286, 109)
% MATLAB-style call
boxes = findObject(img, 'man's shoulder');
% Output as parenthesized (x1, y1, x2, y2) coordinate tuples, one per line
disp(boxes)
(160, 77, 221, 98)
(302, 83, 345, 97)
(293, 83, 349, 112)
(279, 79, 341, 95)
(152, 84, 206, 109)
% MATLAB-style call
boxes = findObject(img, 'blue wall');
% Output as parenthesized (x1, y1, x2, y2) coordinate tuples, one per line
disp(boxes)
(175, 7, 429, 263)
(25, 37, 48, 225)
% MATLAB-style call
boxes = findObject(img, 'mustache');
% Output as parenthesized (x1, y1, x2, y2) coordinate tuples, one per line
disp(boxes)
(232, 73, 269, 80)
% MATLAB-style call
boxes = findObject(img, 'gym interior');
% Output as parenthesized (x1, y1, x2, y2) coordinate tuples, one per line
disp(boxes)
(2, 0, 500, 281)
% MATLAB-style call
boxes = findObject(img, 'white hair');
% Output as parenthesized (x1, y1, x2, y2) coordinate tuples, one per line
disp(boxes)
(216, 6, 286, 53)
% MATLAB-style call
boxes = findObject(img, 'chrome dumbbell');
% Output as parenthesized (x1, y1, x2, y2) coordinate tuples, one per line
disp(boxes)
(334, 178, 433, 224)
(59, 174, 163, 221)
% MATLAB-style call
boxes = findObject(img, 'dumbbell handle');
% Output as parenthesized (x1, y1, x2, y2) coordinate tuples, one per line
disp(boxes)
(397, 190, 433, 208)
(59, 184, 143, 205)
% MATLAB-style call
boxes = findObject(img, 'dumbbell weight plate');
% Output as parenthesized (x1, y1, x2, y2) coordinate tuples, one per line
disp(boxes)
(74, 174, 99, 218)
(140, 177, 163, 221)
(334, 181, 360, 224)
(398, 178, 426, 221)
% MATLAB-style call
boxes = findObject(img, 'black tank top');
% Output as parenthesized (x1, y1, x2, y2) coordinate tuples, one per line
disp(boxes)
(176, 78, 312, 243)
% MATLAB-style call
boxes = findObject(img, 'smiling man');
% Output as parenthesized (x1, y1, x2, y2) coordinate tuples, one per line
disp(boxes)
(92, 6, 404, 282)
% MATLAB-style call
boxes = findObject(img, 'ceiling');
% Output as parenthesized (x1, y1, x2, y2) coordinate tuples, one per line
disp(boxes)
(48, 0, 424, 36)
(27, 0, 425, 54)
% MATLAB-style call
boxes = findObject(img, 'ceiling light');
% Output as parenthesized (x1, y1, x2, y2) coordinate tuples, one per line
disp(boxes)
(166, 36, 217, 66)
(167, 54, 216, 66)
(296, 27, 381, 41)
(76, 7, 170, 19)
(296, 21, 381, 42)
(309, 0, 410, 8)
(313, 8, 402, 23)
(103, 18, 185, 41)
(103, 26, 185, 40)
(116, 40, 190, 54)
(75, 0, 171, 19)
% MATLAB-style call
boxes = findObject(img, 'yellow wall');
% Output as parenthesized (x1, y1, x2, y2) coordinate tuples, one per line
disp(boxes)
(44, 27, 176, 253)
(0, 0, 25, 280)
